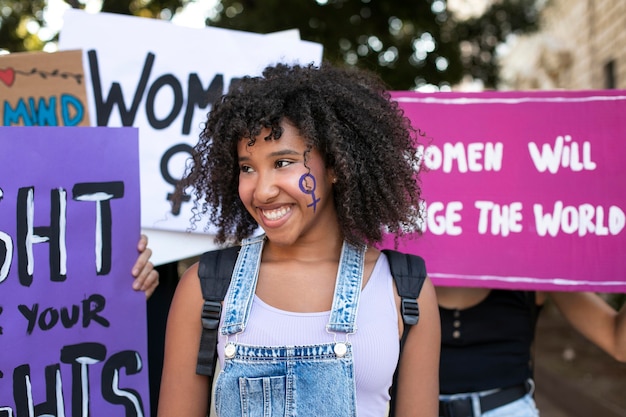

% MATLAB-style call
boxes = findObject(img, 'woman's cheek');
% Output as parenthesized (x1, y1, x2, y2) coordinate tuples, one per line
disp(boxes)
(298, 172, 320, 213)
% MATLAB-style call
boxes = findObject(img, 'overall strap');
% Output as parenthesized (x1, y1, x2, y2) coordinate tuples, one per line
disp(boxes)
(219, 235, 265, 335)
(382, 249, 427, 417)
(196, 245, 239, 376)
(326, 240, 367, 334)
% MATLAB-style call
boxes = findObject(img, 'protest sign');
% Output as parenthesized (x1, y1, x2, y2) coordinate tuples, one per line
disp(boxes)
(0, 127, 149, 416)
(0, 50, 90, 126)
(383, 90, 626, 292)
(59, 10, 323, 264)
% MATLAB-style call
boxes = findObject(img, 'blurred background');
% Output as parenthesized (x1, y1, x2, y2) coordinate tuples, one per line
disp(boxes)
(2, 0, 625, 91)
(2, 1, 624, 416)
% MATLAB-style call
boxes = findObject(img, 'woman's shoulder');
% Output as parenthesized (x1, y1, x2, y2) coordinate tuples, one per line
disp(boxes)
(174, 261, 202, 301)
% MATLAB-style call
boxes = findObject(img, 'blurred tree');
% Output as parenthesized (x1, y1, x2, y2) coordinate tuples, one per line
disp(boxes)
(98, 0, 184, 18)
(0, 0, 185, 53)
(0, 0, 540, 89)
(207, 0, 540, 89)
(0, 0, 48, 52)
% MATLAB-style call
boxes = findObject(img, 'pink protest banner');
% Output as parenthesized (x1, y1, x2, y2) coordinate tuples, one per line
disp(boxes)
(0, 127, 149, 416)
(382, 90, 626, 292)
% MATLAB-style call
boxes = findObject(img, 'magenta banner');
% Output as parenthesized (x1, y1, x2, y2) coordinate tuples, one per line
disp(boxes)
(0, 127, 149, 416)
(382, 90, 626, 292)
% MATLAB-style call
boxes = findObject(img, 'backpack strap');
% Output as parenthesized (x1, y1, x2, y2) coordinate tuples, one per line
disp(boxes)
(196, 245, 239, 378)
(382, 249, 427, 342)
(382, 249, 427, 417)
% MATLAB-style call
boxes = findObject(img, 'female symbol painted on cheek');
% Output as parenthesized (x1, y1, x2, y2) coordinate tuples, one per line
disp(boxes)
(299, 173, 320, 212)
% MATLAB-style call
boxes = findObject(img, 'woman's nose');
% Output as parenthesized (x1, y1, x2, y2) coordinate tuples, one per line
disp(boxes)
(254, 171, 280, 202)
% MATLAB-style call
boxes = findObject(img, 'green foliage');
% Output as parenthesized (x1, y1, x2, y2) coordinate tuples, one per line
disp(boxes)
(99, 0, 184, 18)
(453, 0, 541, 89)
(0, 0, 539, 89)
(208, 0, 539, 89)
(0, 0, 48, 52)
(0, 0, 186, 53)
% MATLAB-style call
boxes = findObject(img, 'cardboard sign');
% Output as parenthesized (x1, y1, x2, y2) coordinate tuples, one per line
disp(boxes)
(59, 10, 323, 264)
(0, 50, 90, 126)
(382, 90, 626, 292)
(0, 127, 149, 416)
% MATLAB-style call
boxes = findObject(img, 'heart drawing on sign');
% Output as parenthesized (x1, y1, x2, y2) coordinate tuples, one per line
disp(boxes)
(0, 67, 16, 87)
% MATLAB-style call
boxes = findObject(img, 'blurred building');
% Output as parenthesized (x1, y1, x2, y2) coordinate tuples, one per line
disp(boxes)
(499, 0, 626, 90)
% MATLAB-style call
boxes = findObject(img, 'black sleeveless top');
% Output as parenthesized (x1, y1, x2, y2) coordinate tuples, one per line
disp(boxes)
(439, 290, 542, 394)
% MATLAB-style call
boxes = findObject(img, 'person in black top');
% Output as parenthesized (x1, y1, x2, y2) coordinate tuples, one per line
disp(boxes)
(436, 286, 626, 417)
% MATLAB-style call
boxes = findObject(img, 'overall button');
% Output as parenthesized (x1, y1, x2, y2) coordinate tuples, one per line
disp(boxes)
(224, 343, 237, 359)
(334, 342, 347, 357)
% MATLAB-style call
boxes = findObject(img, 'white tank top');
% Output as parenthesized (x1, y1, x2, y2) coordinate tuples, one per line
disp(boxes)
(217, 254, 400, 417)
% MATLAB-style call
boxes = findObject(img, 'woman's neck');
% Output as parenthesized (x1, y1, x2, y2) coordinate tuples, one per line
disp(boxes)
(263, 232, 345, 263)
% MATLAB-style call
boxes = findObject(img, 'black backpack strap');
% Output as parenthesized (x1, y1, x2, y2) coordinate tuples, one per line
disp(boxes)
(196, 245, 239, 379)
(382, 249, 427, 342)
(382, 249, 427, 417)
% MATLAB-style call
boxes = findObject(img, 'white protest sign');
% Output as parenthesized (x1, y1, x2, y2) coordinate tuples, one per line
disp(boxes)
(59, 10, 323, 264)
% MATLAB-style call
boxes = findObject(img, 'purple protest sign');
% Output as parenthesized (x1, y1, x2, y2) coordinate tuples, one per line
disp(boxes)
(382, 90, 626, 292)
(0, 127, 149, 416)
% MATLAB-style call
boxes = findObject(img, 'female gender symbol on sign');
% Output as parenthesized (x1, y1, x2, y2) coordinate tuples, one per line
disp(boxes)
(298, 173, 320, 212)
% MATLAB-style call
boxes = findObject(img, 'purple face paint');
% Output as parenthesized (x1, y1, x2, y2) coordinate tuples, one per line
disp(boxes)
(298, 173, 320, 212)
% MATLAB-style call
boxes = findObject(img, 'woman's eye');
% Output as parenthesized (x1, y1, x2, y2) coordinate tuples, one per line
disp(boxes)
(240, 165, 254, 173)
(275, 160, 292, 168)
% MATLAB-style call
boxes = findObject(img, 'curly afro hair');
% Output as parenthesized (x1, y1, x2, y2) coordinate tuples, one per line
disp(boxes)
(174, 61, 425, 246)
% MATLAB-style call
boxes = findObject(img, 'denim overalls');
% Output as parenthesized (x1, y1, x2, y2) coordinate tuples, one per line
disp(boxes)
(214, 234, 366, 417)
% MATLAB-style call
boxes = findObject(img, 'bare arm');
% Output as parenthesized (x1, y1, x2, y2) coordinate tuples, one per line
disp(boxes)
(157, 263, 211, 417)
(393, 277, 441, 417)
(547, 291, 626, 362)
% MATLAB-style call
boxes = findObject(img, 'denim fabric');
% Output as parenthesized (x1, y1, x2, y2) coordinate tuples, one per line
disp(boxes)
(215, 235, 366, 417)
(220, 234, 265, 336)
(439, 380, 538, 417)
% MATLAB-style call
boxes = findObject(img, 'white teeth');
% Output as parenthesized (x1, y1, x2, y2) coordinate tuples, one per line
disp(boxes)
(262, 206, 290, 221)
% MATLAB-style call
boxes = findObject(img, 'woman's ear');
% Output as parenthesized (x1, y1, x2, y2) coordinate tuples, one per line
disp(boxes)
(327, 168, 338, 185)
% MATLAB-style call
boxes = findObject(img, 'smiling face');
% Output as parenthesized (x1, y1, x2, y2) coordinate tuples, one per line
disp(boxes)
(237, 121, 338, 247)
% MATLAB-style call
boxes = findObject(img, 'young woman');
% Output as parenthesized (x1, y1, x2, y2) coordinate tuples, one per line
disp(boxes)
(157, 62, 440, 417)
